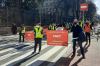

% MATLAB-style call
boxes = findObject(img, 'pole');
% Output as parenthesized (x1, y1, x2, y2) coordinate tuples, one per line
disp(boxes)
(82, 11, 85, 28)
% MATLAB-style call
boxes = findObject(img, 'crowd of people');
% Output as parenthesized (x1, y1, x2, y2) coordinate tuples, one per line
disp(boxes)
(10, 19, 100, 58)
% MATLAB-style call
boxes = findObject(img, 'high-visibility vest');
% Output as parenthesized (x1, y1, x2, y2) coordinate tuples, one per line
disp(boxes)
(49, 25, 56, 30)
(34, 26, 43, 38)
(22, 27, 25, 33)
(52, 25, 56, 30)
(49, 25, 52, 30)
(79, 21, 83, 27)
(84, 24, 91, 32)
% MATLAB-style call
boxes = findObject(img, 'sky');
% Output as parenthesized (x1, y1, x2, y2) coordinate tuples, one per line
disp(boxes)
(94, 0, 100, 14)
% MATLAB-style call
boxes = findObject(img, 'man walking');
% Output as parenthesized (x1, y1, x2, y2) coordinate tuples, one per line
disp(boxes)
(32, 23, 43, 54)
(19, 24, 25, 42)
(71, 19, 85, 59)
(11, 23, 17, 34)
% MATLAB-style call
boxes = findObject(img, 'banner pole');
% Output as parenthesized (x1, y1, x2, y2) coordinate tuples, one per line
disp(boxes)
(82, 11, 85, 28)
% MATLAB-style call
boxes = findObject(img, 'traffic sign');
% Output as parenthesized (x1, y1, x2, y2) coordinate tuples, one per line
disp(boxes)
(80, 3, 88, 11)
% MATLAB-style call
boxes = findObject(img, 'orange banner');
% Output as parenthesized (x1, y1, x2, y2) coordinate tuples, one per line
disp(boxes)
(46, 30, 68, 46)
(24, 31, 34, 42)
(43, 28, 48, 35)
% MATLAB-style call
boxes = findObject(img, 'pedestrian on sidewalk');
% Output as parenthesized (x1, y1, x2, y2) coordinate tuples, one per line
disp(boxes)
(32, 23, 43, 54)
(19, 24, 26, 42)
(71, 19, 85, 59)
(84, 20, 92, 44)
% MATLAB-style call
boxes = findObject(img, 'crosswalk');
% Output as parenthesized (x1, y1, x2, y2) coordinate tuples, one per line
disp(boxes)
(0, 32, 99, 66)
(0, 35, 72, 66)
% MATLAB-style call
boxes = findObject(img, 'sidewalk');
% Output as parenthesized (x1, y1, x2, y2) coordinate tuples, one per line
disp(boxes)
(54, 38, 100, 66)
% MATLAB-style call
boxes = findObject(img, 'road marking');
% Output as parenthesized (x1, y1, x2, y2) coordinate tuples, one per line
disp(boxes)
(0, 44, 14, 47)
(26, 46, 63, 66)
(0, 48, 14, 54)
(0, 44, 26, 54)
(47, 44, 72, 66)
(0, 52, 19, 61)
(1, 45, 48, 66)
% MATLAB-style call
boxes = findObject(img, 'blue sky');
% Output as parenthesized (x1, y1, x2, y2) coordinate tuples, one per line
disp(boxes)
(94, 0, 100, 14)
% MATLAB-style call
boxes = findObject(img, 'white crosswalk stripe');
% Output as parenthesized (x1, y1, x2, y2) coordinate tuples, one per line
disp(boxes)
(0, 35, 72, 66)
(26, 46, 64, 66)
(0, 52, 19, 61)
(0, 45, 48, 66)
(47, 44, 72, 66)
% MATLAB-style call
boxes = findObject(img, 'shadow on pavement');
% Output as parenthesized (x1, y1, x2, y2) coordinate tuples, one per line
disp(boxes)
(77, 43, 90, 56)
(31, 60, 54, 66)
(8, 51, 79, 66)
(14, 44, 29, 50)
(71, 57, 83, 66)
(30, 56, 75, 66)
(10, 53, 39, 66)
(54, 56, 75, 66)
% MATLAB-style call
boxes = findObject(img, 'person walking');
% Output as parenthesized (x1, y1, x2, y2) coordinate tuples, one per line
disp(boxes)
(71, 19, 85, 59)
(84, 20, 92, 44)
(11, 23, 17, 34)
(32, 23, 43, 54)
(19, 24, 26, 42)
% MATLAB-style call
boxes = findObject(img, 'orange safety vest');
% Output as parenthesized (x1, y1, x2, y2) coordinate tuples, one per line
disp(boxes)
(84, 24, 91, 32)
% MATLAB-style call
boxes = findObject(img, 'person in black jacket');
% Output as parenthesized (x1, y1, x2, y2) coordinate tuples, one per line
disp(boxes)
(71, 19, 85, 59)
(11, 23, 17, 34)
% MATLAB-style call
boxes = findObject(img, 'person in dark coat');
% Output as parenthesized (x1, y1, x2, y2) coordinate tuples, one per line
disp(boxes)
(71, 19, 85, 59)
(11, 23, 17, 34)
